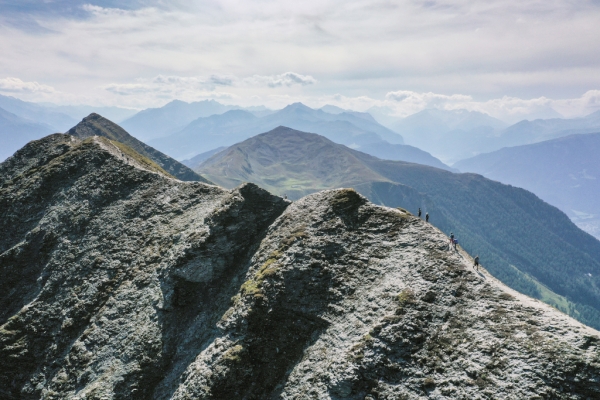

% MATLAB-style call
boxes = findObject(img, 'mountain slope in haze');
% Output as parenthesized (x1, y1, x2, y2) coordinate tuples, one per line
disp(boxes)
(149, 103, 404, 160)
(66, 113, 210, 182)
(42, 104, 138, 123)
(181, 146, 228, 170)
(497, 111, 600, 147)
(1, 136, 599, 398)
(392, 108, 600, 163)
(199, 127, 600, 329)
(0, 107, 54, 161)
(455, 132, 600, 240)
(0, 93, 77, 131)
(358, 142, 454, 171)
(391, 109, 509, 163)
(121, 99, 240, 141)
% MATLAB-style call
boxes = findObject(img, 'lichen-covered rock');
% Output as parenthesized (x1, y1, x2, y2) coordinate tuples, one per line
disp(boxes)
(1, 135, 600, 399)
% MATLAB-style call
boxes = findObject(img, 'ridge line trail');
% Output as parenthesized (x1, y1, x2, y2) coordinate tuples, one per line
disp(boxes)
(453, 238, 600, 337)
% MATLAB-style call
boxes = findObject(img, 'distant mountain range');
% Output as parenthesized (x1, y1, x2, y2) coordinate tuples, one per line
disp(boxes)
(120, 99, 242, 142)
(0, 94, 137, 161)
(40, 104, 138, 123)
(147, 102, 405, 160)
(67, 114, 210, 183)
(0, 94, 77, 131)
(455, 132, 600, 240)
(0, 107, 55, 161)
(198, 126, 600, 329)
(389, 108, 600, 163)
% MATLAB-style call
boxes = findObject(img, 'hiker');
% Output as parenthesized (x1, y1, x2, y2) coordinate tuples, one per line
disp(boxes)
(425, 213, 429, 222)
(453, 238, 458, 250)
(449, 232, 454, 249)
(474, 255, 480, 270)
(418, 208, 422, 218)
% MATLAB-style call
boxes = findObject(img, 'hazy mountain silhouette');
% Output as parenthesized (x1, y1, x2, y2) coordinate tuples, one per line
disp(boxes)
(0, 93, 77, 131)
(121, 99, 241, 141)
(390, 109, 508, 163)
(198, 126, 600, 329)
(67, 113, 210, 182)
(0, 106, 54, 161)
(455, 132, 600, 240)
(390, 108, 600, 163)
(357, 142, 455, 171)
(42, 104, 138, 123)
(181, 146, 228, 170)
(149, 102, 404, 160)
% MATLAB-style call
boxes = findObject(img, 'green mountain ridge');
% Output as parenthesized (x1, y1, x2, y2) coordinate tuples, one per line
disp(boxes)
(199, 126, 600, 329)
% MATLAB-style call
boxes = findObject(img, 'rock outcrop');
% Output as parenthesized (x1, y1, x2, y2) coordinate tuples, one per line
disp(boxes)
(66, 113, 210, 183)
(1, 134, 600, 399)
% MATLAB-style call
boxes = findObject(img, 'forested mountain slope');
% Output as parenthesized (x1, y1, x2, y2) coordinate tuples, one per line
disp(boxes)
(454, 132, 600, 240)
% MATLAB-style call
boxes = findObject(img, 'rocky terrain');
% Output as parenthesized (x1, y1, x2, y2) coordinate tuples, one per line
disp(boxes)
(1, 133, 600, 399)
(67, 113, 209, 183)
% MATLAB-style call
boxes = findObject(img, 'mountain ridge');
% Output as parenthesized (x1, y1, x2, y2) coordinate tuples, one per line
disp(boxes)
(198, 126, 600, 329)
(1, 134, 599, 398)
(148, 103, 405, 160)
(66, 113, 210, 183)
(454, 131, 600, 240)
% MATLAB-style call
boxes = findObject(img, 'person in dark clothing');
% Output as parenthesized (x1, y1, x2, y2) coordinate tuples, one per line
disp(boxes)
(453, 238, 458, 250)
(418, 208, 422, 218)
(450, 232, 454, 249)
(425, 213, 429, 222)
(474, 255, 480, 270)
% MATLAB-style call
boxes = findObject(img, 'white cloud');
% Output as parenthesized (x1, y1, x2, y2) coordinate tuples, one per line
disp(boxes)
(0, 1, 599, 110)
(246, 72, 317, 88)
(0, 77, 56, 94)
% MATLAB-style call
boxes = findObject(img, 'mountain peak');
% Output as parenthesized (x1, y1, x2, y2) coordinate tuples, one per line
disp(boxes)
(66, 113, 210, 183)
(282, 102, 314, 111)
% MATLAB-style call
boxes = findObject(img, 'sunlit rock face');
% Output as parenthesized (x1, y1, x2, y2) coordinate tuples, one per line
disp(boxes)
(1, 134, 599, 399)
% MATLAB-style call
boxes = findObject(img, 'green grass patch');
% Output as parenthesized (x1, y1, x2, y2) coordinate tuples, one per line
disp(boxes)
(107, 139, 174, 178)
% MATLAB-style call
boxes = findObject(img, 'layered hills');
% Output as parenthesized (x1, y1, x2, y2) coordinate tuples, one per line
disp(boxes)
(148, 103, 410, 162)
(455, 132, 600, 240)
(388, 108, 600, 163)
(0, 107, 54, 161)
(1, 134, 600, 399)
(198, 127, 600, 329)
(121, 99, 241, 142)
(66, 113, 210, 183)
(0, 93, 77, 132)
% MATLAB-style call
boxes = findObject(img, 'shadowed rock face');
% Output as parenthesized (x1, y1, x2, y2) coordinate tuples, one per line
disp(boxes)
(1, 135, 600, 399)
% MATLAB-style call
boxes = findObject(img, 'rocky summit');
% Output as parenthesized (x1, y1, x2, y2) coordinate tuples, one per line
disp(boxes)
(1, 134, 600, 399)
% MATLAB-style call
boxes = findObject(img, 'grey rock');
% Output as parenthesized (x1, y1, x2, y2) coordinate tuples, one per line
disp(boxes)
(1, 136, 600, 399)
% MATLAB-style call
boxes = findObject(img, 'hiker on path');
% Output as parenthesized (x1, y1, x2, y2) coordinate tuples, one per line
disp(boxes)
(418, 208, 422, 218)
(453, 238, 458, 251)
(474, 255, 480, 270)
(425, 213, 429, 222)
(450, 233, 454, 250)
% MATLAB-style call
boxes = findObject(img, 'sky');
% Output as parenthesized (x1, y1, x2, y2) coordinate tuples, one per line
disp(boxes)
(1, 0, 600, 122)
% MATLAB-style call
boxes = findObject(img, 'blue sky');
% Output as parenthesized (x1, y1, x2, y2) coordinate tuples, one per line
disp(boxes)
(1, 0, 600, 121)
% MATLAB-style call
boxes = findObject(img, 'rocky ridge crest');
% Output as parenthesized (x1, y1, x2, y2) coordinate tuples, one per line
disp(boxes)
(1, 134, 599, 399)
